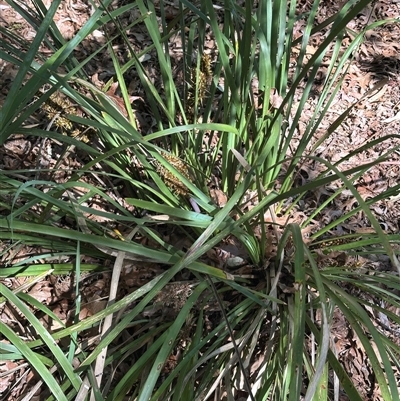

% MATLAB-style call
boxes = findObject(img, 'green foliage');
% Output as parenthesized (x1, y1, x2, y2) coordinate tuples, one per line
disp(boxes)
(1, 0, 400, 400)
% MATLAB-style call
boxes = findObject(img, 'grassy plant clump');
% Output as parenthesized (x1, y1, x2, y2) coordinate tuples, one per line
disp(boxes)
(1, 0, 400, 400)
